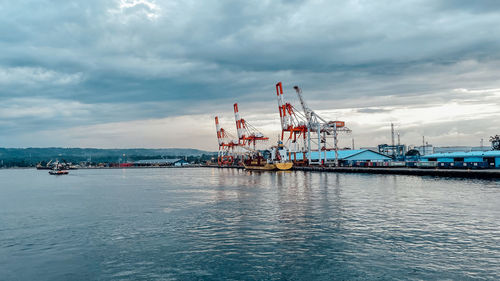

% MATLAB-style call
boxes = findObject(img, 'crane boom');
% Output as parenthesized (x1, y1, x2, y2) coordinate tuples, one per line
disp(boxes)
(293, 86, 313, 124)
(291, 84, 352, 166)
(233, 103, 269, 147)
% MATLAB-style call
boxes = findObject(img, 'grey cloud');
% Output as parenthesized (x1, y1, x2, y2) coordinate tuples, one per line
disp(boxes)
(356, 108, 392, 114)
(1, 0, 500, 146)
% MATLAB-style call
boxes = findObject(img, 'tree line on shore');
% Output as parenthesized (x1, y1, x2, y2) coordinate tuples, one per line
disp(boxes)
(0, 148, 216, 167)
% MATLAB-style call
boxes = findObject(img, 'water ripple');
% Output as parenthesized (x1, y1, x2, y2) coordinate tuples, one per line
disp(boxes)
(0, 168, 499, 280)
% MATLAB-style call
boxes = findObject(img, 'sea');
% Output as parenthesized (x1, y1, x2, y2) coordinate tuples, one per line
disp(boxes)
(0, 168, 499, 280)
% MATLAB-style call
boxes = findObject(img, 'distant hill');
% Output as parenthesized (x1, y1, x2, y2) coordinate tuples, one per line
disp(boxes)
(0, 147, 216, 167)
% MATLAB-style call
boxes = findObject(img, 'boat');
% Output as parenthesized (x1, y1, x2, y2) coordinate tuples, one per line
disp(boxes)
(243, 156, 293, 171)
(243, 157, 277, 171)
(275, 162, 293, 170)
(48, 162, 69, 175)
(243, 161, 293, 171)
(37, 160, 54, 170)
(269, 141, 293, 170)
(49, 169, 69, 175)
(243, 141, 293, 171)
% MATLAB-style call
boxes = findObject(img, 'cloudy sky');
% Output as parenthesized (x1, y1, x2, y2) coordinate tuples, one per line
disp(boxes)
(1, 0, 500, 150)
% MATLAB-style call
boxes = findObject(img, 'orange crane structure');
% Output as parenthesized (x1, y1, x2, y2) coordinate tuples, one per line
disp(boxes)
(275, 82, 351, 166)
(275, 82, 309, 164)
(233, 103, 269, 149)
(215, 116, 239, 166)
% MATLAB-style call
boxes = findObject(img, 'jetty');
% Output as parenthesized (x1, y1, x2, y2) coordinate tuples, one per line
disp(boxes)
(209, 165, 500, 179)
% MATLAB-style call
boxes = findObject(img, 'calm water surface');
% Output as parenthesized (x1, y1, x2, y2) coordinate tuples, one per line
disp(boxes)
(0, 168, 499, 280)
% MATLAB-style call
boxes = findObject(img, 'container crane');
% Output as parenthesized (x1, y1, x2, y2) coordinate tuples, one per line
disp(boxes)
(275, 82, 309, 164)
(215, 116, 239, 166)
(233, 103, 269, 149)
(293, 85, 351, 166)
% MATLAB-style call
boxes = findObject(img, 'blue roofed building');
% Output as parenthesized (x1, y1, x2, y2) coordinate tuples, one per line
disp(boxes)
(293, 149, 392, 165)
(421, 151, 500, 168)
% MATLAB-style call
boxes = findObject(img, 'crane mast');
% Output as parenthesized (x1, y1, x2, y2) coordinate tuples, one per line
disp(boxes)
(214, 116, 239, 166)
(233, 103, 269, 149)
(275, 82, 308, 164)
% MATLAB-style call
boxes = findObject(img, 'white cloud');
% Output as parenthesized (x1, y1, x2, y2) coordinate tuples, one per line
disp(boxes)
(109, 0, 161, 22)
(0, 67, 83, 86)
(0, 98, 91, 119)
(30, 114, 218, 149)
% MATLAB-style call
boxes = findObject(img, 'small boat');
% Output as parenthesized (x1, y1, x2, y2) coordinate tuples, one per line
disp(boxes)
(48, 162, 69, 175)
(49, 170, 69, 175)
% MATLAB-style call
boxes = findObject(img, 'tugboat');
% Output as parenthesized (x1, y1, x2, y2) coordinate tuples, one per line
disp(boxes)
(48, 162, 69, 175)
(271, 141, 293, 170)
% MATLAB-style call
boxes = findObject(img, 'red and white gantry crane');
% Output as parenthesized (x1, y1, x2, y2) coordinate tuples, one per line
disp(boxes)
(215, 116, 239, 166)
(233, 103, 269, 150)
(274, 82, 351, 166)
(275, 82, 309, 163)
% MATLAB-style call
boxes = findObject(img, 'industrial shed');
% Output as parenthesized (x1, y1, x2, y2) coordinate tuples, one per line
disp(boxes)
(134, 159, 189, 167)
(294, 149, 392, 163)
(421, 151, 500, 168)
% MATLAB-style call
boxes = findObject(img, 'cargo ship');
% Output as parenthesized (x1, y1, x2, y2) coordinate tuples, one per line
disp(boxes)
(243, 157, 293, 171)
(37, 160, 54, 170)
(243, 142, 293, 171)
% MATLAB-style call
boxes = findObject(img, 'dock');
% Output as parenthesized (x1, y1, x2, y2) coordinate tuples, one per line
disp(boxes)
(208, 165, 500, 179)
(292, 166, 500, 179)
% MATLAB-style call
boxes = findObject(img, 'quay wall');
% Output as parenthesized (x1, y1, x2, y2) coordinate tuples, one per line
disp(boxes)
(208, 165, 500, 179)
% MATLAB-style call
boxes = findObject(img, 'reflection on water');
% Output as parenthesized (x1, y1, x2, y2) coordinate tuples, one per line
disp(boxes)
(0, 168, 499, 280)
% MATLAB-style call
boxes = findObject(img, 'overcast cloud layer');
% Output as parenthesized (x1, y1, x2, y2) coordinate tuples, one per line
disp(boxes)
(1, 0, 500, 149)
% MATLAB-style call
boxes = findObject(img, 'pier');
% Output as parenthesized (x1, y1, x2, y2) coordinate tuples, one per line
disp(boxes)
(292, 166, 500, 179)
(208, 165, 500, 179)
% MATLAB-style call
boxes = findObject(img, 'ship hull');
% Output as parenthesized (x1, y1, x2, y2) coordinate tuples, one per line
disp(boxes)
(244, 162, 293, 171)
(275, 162, 293, 170)
(49, 170, 69, 175)
(244, 163, 277, 171)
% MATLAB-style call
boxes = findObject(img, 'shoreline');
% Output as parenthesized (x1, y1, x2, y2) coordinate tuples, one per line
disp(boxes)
(205, 165, 500, 179)
(5, 165, 500, 179)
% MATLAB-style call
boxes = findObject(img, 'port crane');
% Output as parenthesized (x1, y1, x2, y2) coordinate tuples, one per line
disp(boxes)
(233, 103, 269, 149)
(215, 103, 271, 167)
(293, 85, 351, 166)
(215, 116, 239, 166)
(275, 82, 309, 164)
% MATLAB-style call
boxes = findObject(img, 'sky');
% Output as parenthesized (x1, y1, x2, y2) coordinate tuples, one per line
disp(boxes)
(1, 0, 500, 150)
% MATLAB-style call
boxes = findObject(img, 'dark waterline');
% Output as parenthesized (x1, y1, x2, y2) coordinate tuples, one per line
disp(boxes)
(0, 168, 499, 280)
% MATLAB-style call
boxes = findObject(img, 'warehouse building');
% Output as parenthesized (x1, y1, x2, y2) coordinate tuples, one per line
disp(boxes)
(421, 151, 500, 168)
(134, 158, 189, 167)
(294, 149, 392, 165)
